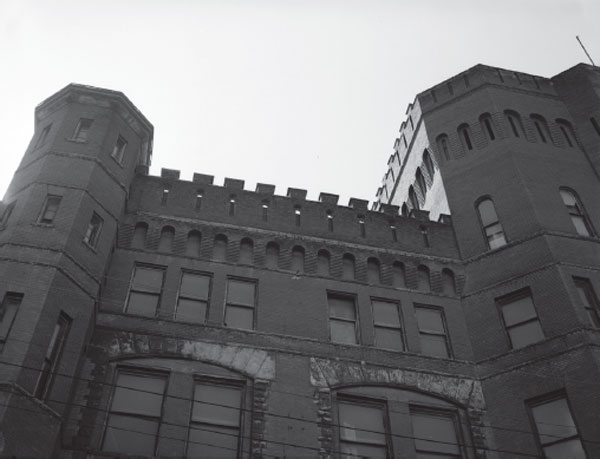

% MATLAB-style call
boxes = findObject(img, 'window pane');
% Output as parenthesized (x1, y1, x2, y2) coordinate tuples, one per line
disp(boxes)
(532, 398, 578, 444)
(501, 296, 537, 327)
(132, 267, 163, 292)
(112, 373, 165, 417)
(176, 299, 206, 323)
(478, 200, 498, 226)
(575, 284, 591, 307)
(188, 424, 239, 458)
(571, 216, 590, 236)
(420, 334, 449, 358)
(127, 292, 159, 316)
(180, 273, 210, 300)
(0, 298, 19, 340)
(225, 305, 253, 329)
(508, 321, 544, 348)
(339, 402, 386, 445)
(415, 308, 444, 333)
(543, 439, 586, 459)
(192, 384, 241, 426)
(340, 442, 387, 458)
(373, 301, 400, 326)
(375, 327, 404, 351)
(560, 190, 577, 206)
(103, 414, 158, 456)
(330, 320, 356, 344)
(412, 412, 460, 454)
(329, 297, 356, 320)
(227, 280, 255, 306)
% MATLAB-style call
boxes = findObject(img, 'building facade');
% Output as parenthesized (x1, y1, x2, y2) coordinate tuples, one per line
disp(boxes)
(0, 63, 599, 458)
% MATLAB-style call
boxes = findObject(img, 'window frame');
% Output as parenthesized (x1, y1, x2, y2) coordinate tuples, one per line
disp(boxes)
(111, 134, 128, 164)
(71, 118, 93, 142)
(175, 270, 212, 324)
(496, 288, 545, 350)
(83, 212, 104, 248)
(124, 264, 166, 317)
(38, 195, 62, 225)
(327, 292, 359, 345)
(35, 124, 52, 148)
(371, 298, 405, 352)
(559, 187, 595, 237)
(34, 311, 71, 400)
(223, 277, 257, 331)
(409, 405, 464, 458)
(414, 304, 452, 359)
(0, 292, 23, 343)
(475, 196, 508, 250)
(573, 276, 600, 327)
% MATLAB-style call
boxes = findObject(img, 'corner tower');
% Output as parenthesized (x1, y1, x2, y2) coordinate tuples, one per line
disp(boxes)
(0, 84, 152, 456)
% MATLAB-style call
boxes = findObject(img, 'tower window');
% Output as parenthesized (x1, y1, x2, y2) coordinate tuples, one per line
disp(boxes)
(479, 113, 496, 141)
(294, 206, 301, 226)
(497, 289, 544, 349)
(1, 202, 15, 226)
(560, 188, 594, 236)
(457, 124, 473, 151)
(556, 119, 577, 148)
(476, 198, 507, 249)
(229, 195, 236, 216)
(83, 212, 103, 248)
(35, 124, 52, 148)
(415, 305, 451, 358)
(261, 200, 269, 222)
(0, 292, 23, 343)
(358, 215, 366, 237)
(176, 271, 210, 323)
(530, 114, 551, 144)
(125, 265, 165, 317)
(436, 134, 451, 160)
(34, 312, 71, 400)
(327, 210, 334, 232)
(505, 110, 524, 138)
(72, 118, 93, 142)
(328, 293, 358, 345)
(372, 299, 404, 351)
(38, 195, 62, 224)
(111, 135, 128, 163)
(195, 190, 203, 210)
(573, 277, 600, 327)
(591, 117, 600, 136)
(161, 186, 170, 205)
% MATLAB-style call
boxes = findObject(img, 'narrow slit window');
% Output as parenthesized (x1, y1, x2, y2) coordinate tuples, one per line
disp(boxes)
(479, 113, 496, 141)
(261, 200, 269, 222)
(505, 110, 524, 138)
(195, 190, 203, 210)
(530, 114, 551, 144)
(229, 195, 236, 216)
(294, 206, 301, 226)
(436, 134, 451, 160)
(161, 186, 170, 205)
(35, 312, 71, 400)
(358, 216, 366, 237)
(457, 124, 473, 151)
(591, 117, 600, 136)
(327, 210, 334, 232)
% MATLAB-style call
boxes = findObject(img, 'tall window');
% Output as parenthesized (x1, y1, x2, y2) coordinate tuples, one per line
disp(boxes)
(415, 168, 427, 199)
(317, 249, 331, 276)
(291, 246, 305, 272)
(367, 258, 381, 284)
(342, 254, 356, 280)
(265, 242, 279, 269)
(556, 119, 577, 148)
(479, 113, 496, 141)
(410, 408, 462, 458)
(328, 293, 358, 345)
(0, 292, 23, 343)
(213, 234, 228, 261)
(497, 290, 544, 349)
(102, 371, 167, 456)
(372, 300, 404, 351)
(38, 195, 62, 224)
(35, 124, 52, 148)
(132, 222, 148, 249)
(457, 123, 474, 151)
(35, 312, 71, 399)
(528, 394, 586, 459)
(72, 118, 93, 142)
(111, 135, 128, 163)
(560, 188, 594, 236)
(505, 110, 524, 138)
(224, 278, 256, 330)
(417, 265, 431, 292)
(125, 265, 164, 317)
(358, 215, 366, 237)
(176, 272, 210, 323)
(83, 212, 103, 248)
(530, 114, 551, 143)
(409, 186, 419, 211)
(573, 277, 600, 327)
(238, 238, 254, 265)
(436, 134, 450, 160)
(392, 262, 406, 288)
(476, 198, 507, 249)
(294, 206, 301, 226)
(326, 210, 334, 231)
(186, 230, 202, 257)
(415, 305, 451, 358)
(422, 150, 435, 181)
(228, 195, 236, 216)
(187, 380, 243, 458)
(442, 269, 456, 295)
(157, 226, 174, 252)
(337, 397, 389, 458)
(261, 200, 269, 221)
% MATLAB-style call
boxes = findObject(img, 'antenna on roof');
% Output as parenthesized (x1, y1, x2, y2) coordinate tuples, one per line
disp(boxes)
(576, 36, 596, 66)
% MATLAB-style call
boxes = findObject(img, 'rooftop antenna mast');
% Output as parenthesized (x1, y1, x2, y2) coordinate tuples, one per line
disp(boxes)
(576, 35, 596, 66)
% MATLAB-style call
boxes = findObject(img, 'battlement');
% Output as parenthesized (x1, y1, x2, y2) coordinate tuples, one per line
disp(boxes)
(126, 168, 458, 258)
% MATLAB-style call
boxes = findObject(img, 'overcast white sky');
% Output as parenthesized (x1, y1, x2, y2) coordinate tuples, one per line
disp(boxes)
(1, 0, 599, 205)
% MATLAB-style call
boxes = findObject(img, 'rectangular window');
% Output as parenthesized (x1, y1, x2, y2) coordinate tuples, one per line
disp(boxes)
(103, 370, 167, 456)
(126, 265, 165, 317)
(497, 290, 544, 349)
(83, 212, 103, 247)
(38, 195, 62, 224)
(0, 292, 23, 342)
(415, 305, 451, 358)
(187, 379, 243, 458)
(224, 278, 256, 330)
(72, 118, 93, 142)
(111, 135, 128, 163)
(338, 396, 389, 458)
(574, 277, 600, 327)
(328, 293, 358, 345)
(34, 312, 71, 399)
(35, 124, 51, 148)
(528, 394, 586, 459)
(410, 407, 461, 458)
(372, 299, 404, 351)
(176, 272, 210, 323)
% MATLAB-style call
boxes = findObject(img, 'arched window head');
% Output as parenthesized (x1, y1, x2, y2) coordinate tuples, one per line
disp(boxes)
(186, 230, 201, 257)
(457, 124, 474, 151)
(422, 150, 435, 181)
(392, 261, 406, 288)
(417, 265, 431, 292)
(436, 134, 451, 160)
(530, 114, 551, 144)
(476, 198, 507, 249)
(367, 257, 382, 284)
(505, 110, 525, 138)
(239, 238, 254, 265)
(342, 254, 356, 280)
(442, 269, 456, 295)
(479, 113, 496, 141)
(560, 188, 594, 236)
(265, 241, 279, 269)
(158, 226, 175, 252)
(213, 234, 228, 261)
(408, 186, 419, 211)
(132, 222, 148, 249)
(317, 249, 331, 276)
(556, 119, 577, 148)
(291, 246, 305, 272)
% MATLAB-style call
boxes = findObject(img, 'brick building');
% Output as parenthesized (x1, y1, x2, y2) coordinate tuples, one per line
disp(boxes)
(0, 63, 599, 458)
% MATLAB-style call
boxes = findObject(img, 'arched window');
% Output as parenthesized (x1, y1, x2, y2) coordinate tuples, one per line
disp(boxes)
(442, 269, 456, 295)
(479, 113, 496, 141)
(392, 262, 406, 288)
(401, 203, 409, 217)
(417, 265, 431, 292)
(422, 150, 435, 182)
(265, 242, 279, 269)
(530, 114, 551, 144)
(158, 226, 174, 252)
(457, 124, 474, 151)
(476, 198, 507, 249)
(291, 246, 305, 272)
(132, 222, 148, 249)
(505, 110, 525, 138)
(416, 168, 427, 199)
(367, 257, 381, 284)
(239, 238, 254, 264)
(213, 234, 228, 261)
(317, 249, 331, 276)
(559, 188, 594, 236)
(342, 254, 356, 280)
(408, 186, 419, 211)
(556, 119, 577, 148)
(186, 230, 201, 257)
(436, 134, 451, 160)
